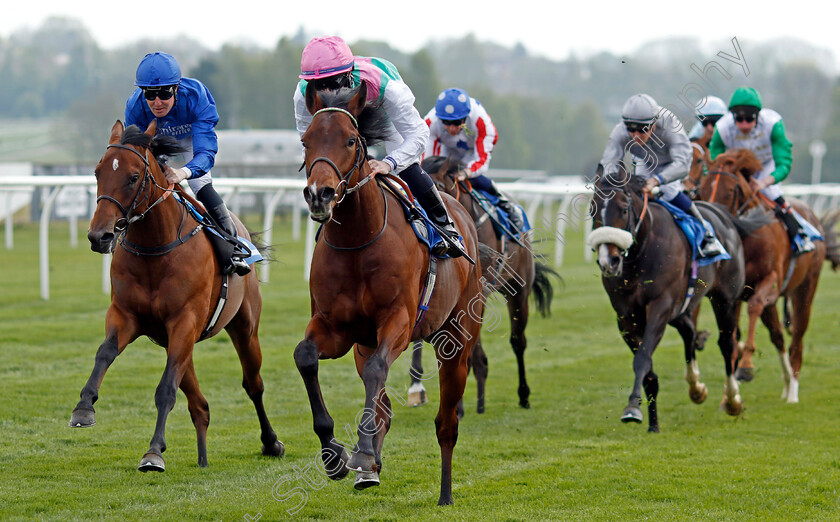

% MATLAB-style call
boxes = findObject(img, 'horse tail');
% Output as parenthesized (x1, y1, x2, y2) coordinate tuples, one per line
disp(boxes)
(531, 261, 562, 317)
(820, 208, 840, 271)
(248, 229, 276, 263)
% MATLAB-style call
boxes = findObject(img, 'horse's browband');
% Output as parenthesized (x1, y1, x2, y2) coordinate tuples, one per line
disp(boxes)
(313, 107, 358, 128)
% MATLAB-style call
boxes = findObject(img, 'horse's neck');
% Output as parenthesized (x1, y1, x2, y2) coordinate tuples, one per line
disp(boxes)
(125, 186, 184, 244)
(328, 173, 387, 237)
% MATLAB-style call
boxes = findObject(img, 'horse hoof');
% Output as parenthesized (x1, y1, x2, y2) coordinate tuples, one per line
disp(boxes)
(407, 385, 427, 407)
(69, 408, 96, 428)
(648, 425, 660, 433)
(476, 404, 485, 414)
(138, 452, 165, 472)
(353, 470, 380, 490)
(720, 397, 743, 416)
(346, 451, 377, 474)
(689, 384, 709, 404)
(519, 399, 531, 409)
(262, 440, 285, 458)
(621, 407, 643, 424)
(735, 367, 754, 382)
(325, 449, 350, 481)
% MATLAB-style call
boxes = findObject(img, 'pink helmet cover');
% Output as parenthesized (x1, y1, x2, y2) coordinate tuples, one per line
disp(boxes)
(300, 36, 355, 79)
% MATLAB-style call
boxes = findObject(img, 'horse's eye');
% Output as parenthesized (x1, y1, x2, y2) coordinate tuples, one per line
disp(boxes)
(346, 138, 356, 148)
(130, 174, 139, 184)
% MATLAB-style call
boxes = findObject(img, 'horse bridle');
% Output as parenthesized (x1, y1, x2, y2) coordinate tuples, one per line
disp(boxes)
(302, 107, 370, 205)
(706, 168, 754, 216)
(599, 184, 650, 255)
(97, 143, 173, 231)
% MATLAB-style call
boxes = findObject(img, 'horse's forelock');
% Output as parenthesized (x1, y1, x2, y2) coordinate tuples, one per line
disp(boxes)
(121, 125, 152, 148)
(315, 86, 391, 146)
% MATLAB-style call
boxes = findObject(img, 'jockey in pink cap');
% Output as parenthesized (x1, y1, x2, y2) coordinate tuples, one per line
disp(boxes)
(294, 36, 467, 259)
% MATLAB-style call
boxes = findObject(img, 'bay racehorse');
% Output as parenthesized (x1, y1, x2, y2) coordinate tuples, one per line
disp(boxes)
(697, 148, 837, 402)
(295, 83, 483, 505)
(589, 169, 745, 432)
(406, 156, 559, 415)
(71, 120, 285, 471)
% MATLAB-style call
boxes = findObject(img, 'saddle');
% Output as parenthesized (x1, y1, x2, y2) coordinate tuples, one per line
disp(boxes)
(655, 199, 730, 266)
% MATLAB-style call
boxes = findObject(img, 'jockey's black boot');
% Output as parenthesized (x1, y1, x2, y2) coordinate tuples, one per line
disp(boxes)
(777, 204, 815, 256)
(197, 186, 251, 276)
(489, 181, 524, 232)
(688, 202, 724, 257)
(418, 185, 467, 258)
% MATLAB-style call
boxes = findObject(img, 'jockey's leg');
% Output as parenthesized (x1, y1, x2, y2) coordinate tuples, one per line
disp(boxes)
(400, 163, 466, 258)
(471, 175, 524, 232)
(774, 196, 815, 256)
(671, 191, 723, 257)
(196, 184, 251, 276)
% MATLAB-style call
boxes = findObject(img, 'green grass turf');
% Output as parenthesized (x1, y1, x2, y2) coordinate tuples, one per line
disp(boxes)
(1, 213, 839, 521)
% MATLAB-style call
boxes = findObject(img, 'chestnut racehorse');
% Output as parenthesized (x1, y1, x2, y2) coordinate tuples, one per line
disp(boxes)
(590, 170, 746, 432)
(71, 121, 285, 471)
(697, 148, 831, 402)
(406, 156, 559, 415)
(295, 84, 483, 505)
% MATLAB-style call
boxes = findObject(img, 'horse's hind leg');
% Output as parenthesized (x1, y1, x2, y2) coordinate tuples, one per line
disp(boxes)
(471, 337, 488, 414)
(671, 314, 708, 404)
(784, 271, 821, 403)
(710, 295, 743, 416)
(407, 341, 428, 407)
(227, 315, 285, 457)
(758, 304, 790, 400)
(70, 315, 137, 428)
(179, 360, 209, 467)
(507, 291, 531, 409)
(294, 322, 350, 481)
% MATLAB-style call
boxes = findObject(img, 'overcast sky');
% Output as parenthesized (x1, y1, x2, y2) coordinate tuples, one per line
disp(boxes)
(1, 1, 836, 68)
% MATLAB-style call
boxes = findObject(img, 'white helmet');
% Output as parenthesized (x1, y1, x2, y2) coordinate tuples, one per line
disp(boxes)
(697, 96, 727, 117)
(622, 94, 660, 124)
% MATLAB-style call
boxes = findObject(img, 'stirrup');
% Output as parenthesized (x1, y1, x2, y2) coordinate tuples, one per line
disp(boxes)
(794, 235, 815, 256)
(231, 257, 251, 276)
(699, 235, 724, 257)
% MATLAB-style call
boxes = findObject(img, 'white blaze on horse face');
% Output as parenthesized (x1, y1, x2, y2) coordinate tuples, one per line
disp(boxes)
(598, 244, 611, 269)
(112, 158, 119, 171)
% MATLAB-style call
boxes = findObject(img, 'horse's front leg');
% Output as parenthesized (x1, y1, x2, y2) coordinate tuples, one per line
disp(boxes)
(70, 308, 138, 428)
(622, 299, 670, 433)
(293, 316, 352, 481)
(138, 332, 197, 472)
(346, 311, 411, 489)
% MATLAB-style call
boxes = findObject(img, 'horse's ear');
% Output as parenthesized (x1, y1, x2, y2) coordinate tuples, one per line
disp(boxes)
(109, 120, 124, 144)
(305, 84, 324, 115)
(346, 81, 367, 117)
(145, 119, 157, 137)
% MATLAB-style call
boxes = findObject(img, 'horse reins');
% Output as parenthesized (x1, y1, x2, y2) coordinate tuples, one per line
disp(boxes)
(706, 168, 759, 216)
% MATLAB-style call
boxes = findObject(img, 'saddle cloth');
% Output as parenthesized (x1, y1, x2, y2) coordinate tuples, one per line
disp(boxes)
(472, 189, 532, 240)
(655, 200, 730, 267)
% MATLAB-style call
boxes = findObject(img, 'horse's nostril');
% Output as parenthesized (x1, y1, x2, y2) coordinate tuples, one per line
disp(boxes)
(318, 187, 335, 202)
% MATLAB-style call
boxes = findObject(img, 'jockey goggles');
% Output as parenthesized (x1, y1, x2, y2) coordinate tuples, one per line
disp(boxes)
(698, 114, 722, 126)
(143, 85, 176, 101)
(624, 122, 651, 134)
(440, 117, 466, 127)
(733, 111, 757, 123)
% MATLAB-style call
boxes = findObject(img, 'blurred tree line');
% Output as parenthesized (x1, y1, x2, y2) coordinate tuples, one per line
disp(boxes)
(2, 17, 839, 181)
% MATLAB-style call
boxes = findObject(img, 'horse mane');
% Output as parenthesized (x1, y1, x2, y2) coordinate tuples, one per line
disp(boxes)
(122, 124, 188, 169)
(421, 155, 458, 177)
(711, 148, 763, 182)
(315, 87, 392, 147)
